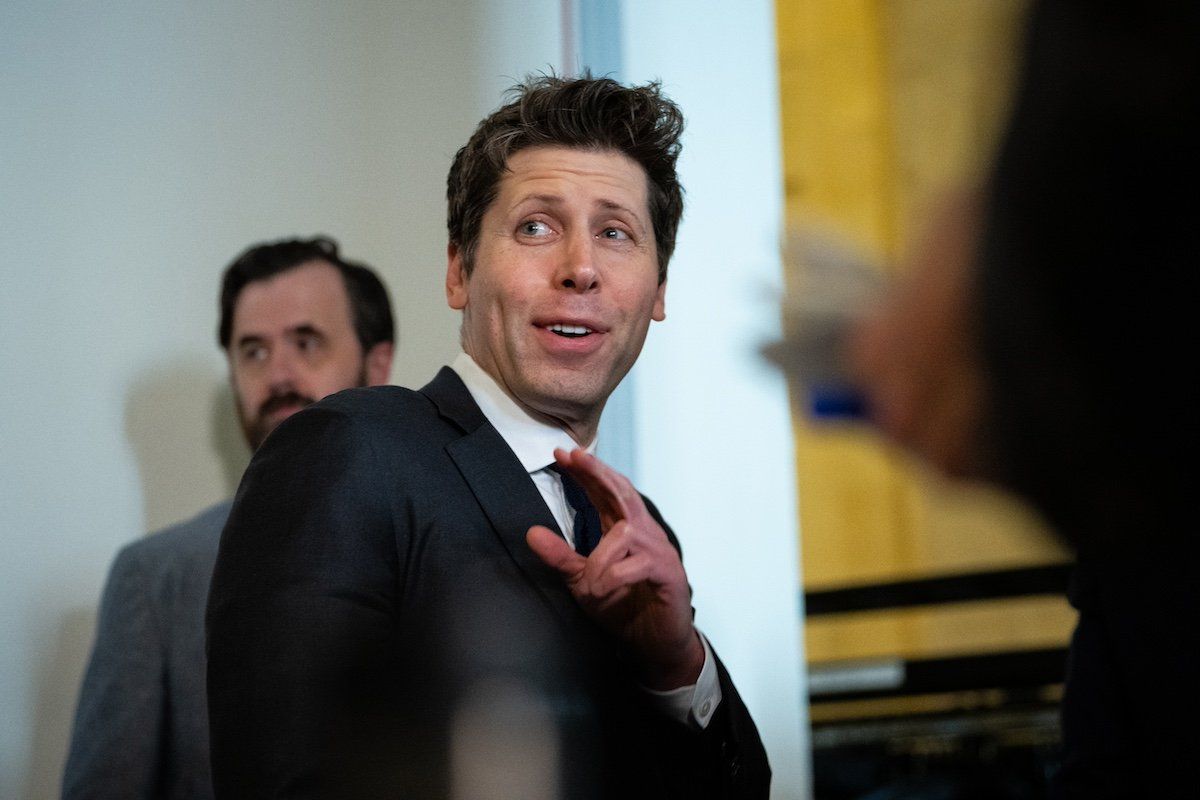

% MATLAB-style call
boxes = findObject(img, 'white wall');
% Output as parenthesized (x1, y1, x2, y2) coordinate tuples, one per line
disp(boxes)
(0, 3, 562, 796)
(618, 3, 811, 797)
(0, 2, 806, 797)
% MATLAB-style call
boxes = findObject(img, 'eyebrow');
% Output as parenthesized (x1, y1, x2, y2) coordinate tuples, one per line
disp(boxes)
(514, 193, 567, 212)
(598, 199, 643, 220)
(518, 194, 646, 225)
(288, 323, 323, 338)
(235, 333, 265, 350)
(234, 324, 324, 350)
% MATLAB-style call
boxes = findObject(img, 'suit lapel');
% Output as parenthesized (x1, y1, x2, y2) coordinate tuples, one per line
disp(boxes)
(421, 368, 585, 629)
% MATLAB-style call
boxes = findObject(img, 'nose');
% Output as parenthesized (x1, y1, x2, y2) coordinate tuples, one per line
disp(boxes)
(265, 348, 298, 394)
(557, 230, 599, 293)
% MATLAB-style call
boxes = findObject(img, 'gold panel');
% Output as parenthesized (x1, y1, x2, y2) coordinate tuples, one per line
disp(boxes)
(775, 0, 1072, 662)
(806, 595, 1078, 664)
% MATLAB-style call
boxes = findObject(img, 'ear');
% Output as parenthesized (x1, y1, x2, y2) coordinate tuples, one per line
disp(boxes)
(652, 279, 667, 322)
(446, 242, 468, 310)
(364, 341, 394, 386)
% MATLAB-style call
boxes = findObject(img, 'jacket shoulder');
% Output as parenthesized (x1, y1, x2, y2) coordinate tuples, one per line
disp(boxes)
(291, 385, 440, 436)
(115, 500, 231, 573)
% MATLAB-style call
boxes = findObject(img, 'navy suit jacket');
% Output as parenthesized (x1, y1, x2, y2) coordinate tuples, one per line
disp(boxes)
(206, 368, 768, 799)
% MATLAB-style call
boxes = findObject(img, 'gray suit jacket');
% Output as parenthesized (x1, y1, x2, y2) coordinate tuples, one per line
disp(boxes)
(63, 500, 231, 800)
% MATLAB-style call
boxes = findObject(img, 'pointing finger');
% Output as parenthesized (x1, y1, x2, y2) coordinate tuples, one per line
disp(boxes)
(553, 448, 645, 526)
(526, 525, 585, 580)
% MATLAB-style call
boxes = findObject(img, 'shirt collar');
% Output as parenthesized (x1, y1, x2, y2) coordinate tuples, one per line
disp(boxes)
(450, 351, 596, 473)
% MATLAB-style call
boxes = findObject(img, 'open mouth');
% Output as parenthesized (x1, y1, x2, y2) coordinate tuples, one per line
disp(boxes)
(546, 323, 594, 338)
(269, 403, 303, 417)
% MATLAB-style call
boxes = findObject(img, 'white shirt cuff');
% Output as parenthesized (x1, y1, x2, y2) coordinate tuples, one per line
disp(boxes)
(643, 630, 723, 729)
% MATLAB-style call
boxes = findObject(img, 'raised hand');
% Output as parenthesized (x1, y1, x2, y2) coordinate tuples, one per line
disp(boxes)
(526, 448, 704, 690)
(846, 187, 986, 477)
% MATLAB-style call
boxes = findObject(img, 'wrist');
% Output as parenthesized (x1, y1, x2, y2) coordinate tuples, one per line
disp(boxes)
(638, 628, 705, 691)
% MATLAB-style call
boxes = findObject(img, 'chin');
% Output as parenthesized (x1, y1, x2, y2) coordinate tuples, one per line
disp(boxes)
(244, 417, 285, 452)
(524, 378, 609, 418)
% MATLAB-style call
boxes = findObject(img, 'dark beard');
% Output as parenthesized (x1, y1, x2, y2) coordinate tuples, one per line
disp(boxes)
(239, 364, 368, 451)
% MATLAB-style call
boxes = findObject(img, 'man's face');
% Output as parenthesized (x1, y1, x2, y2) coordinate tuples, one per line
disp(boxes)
(446, 146, 666, 439)
(228, 260, 386, 449)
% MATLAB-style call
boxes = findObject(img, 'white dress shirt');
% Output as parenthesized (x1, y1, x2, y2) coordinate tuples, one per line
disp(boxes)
(450, 352, 721, 729)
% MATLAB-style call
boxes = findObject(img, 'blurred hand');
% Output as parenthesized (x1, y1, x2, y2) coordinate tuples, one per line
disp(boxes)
(526, 448, 704, 690)
(847, 188, 986, 476)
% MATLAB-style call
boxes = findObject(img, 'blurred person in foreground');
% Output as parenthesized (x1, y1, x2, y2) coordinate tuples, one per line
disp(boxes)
(206, 75, 768, 799)
(831, 1, 1196, 797)
(62, 237, 395, 800)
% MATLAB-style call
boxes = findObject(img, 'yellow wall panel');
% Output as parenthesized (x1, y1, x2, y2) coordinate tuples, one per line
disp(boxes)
(806, 596, 1078, 664)
(777, 0, 898, 255)
(776, 0, 1073, 664)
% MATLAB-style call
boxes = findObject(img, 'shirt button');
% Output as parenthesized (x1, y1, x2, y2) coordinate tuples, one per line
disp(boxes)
(700, 700, 712, 717)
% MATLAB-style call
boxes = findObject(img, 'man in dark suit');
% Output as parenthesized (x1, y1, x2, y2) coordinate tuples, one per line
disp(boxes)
(62, 237, 395, 799)
(206, 75, 769, 798)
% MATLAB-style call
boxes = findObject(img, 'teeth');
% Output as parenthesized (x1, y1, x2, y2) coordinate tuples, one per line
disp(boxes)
(548, 323, 593, 335)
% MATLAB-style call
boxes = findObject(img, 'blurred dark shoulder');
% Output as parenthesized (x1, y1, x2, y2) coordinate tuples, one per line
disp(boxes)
(976, 0, 1199, 554)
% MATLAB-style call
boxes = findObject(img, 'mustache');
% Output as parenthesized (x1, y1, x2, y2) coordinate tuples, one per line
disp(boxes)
(258, 391, 316, 418)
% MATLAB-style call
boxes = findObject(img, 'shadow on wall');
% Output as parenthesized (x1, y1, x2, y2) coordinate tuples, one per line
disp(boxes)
(209, 382, 250, 497)
(20, 608, 94, 800)
(17, 359, 249, 798)
(124, 357, 248, 534)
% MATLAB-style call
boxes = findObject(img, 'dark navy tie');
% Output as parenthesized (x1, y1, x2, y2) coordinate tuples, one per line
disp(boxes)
(549, 465, 603, 557)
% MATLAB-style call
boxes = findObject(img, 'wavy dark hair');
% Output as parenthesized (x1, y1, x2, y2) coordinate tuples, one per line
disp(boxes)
(447, 74, 685, 283)
(218, 236, 394, 352)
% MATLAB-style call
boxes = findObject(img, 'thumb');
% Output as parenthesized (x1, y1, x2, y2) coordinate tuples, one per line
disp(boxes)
(526, 525, 585, 579)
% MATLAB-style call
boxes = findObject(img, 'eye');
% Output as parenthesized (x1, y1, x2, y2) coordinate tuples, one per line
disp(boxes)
(599, 227, 630, 241)
(240, 344, 268, 364)
(519, 220, 553, 237)
(296, 333, 323, 354)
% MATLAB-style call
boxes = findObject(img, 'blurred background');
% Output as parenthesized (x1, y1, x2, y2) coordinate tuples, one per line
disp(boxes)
(778, 2, 1076, 798)
(1, 1, 1072, 798)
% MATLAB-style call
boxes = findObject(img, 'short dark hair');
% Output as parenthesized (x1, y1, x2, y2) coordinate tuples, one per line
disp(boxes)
(218, 236, 394, 352)
(447, 74, 685, 283)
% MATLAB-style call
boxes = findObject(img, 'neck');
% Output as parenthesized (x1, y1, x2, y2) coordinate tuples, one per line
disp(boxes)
(509, 392, 601, 449)
(460, 350, 602, 448)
